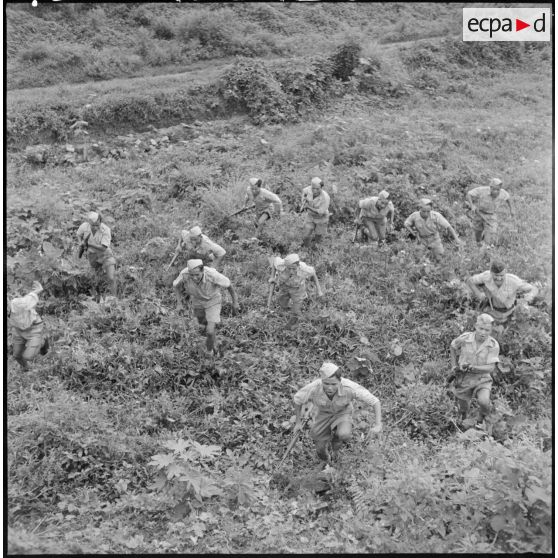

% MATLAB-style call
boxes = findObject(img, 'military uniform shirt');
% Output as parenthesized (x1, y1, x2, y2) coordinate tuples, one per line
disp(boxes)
(173, 266, 231, 308)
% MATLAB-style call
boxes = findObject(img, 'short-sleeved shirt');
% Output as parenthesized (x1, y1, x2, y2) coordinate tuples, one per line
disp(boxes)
(180, 232, 226, 259)
(359, 197, 394, 221)
(245, 187, 283, 215)
(173, 266, 231, 308)
(273, 257, 315, 295)
(77, 222, 113, 253)
(9, 292, 41, 330)
(450, 332, 500, 367)
(302, 187, 330, 224)
(468, 186, 510, 215)
(469, 270, 537, 308)
(294, 377, 379, 411)
(404, 210, 451, 240)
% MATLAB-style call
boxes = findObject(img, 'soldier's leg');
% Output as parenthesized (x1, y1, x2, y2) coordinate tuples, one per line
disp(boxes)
(204, 305, 222, 353)
(472, 216, 484, 245)
(331, 420, 352, 452)
(205, 321, 217, 353)
(256, 212, 270, 233)
(313, 222, 328, 244)
(193, 307, 208, 334)
(302, 222, 315, 248)
(12, 329, 28, 370)
(314, 440, 329, 462)
(277, 292, 291, 311)
(286, 298, 302, 328)
(476, 388, 492, 422)
(363, 218, 378, 243)
(429, 239, 444, 263)
(104, 263, 117, 297)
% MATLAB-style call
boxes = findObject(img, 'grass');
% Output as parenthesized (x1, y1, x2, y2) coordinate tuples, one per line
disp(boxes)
(6, 6, 553, 555)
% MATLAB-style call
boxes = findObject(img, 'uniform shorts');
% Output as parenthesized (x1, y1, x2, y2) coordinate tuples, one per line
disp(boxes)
(362, 217, 387, 241)
(473, 213, 497, 243)
(304, 219, 328, 237)
(453, 372, 493, 402)
(311, 410, 353, 443)
(88, 249, 117, 273)
(12, 322, 44, 361)
(277, 288, 306, 313)
(193, 303, 222, 324)
(421, 235, 444, 258)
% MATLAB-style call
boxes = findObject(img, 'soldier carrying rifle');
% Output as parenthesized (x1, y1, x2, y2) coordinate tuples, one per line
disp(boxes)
(243, 177, 283, 235)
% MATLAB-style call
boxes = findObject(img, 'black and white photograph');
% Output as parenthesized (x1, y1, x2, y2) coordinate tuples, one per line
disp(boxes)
(5, 1, 553, 553)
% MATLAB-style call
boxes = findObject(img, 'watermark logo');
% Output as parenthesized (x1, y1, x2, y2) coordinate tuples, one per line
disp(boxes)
(463, 8, 551, 41)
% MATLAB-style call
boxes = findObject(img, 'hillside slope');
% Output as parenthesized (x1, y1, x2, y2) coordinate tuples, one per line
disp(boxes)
(6, 4, 553, 555)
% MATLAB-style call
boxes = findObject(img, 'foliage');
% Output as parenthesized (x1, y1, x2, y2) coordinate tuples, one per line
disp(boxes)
(329, 39, 361, 81)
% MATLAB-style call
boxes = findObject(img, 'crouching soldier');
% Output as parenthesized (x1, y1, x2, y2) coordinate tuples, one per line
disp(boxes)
(293, 362, 382, 464)
(173, 259, 239, 356)
(76, 211, 117, 298)
(244, 177, 283, 235)
(9, 281, 49, 371)
(448, 313, 500, 425)
(173, 225, 226, 269)
(466, 260, 538, 326)
(404, 198, 460, 263)
(269, 253, 324, 328)
(301, 177, 331, 248)
(355, 190, 394, 247)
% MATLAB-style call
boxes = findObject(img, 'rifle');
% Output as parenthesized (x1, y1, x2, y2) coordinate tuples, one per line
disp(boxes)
(267, 266, 277, 309)
(77, 234, 90, 259)
(228, 205, 255, 218)
(165, 252, 180, 272)
(351, 223, 361, 243)
(278, 403, 314, 468)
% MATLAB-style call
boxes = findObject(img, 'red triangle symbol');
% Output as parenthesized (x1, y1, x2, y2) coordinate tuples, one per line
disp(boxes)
(516, 18, 530, 31)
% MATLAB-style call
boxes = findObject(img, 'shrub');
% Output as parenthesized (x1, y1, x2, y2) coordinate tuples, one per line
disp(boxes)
(329, 39, 362, 81)
(19, 42, 54, 63)
(219, 58, 296, 125)
(176, 8, 234, 51)
(152, 17, 175, 40)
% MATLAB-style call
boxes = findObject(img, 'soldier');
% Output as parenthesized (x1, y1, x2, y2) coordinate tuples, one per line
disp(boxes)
(466, 178, 513, 247)
(244, 177, 283, 234)
(293, 361, 382, 463)
(76, 211, 117, 298)
(173, 259, 239, 356)
(173, 226, 226, 269)
(301, 177, 331, 248)
(466, 260, 538, 325)
(9, 281, 49, 371)
(269, 253, 324, 328)
(448, 313, 500, 424)
(355, 189, 395, 246)
(403, 198, 460, 262)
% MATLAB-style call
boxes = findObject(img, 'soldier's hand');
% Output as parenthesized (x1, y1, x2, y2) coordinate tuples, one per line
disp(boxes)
(293, 421, 303, 433)
(232, 302, 240, 316)
(446, 373, 456, 385)
(31, 281, 43, 293)
(370, 424, 383, 435)
(268, 278, 276, 284)
(176, 302, 184, 313)
(317, 290, 325, 298)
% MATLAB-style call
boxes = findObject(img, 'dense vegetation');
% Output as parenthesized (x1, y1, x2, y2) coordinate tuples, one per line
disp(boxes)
(7, 3, 552, 554)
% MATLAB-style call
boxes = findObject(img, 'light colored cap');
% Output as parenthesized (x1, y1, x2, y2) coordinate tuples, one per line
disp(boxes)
(378, 190, 389, 199)
(87, 211, 100, 223)
(249, 177, 260, 186)
(419, 198, 432, 208)
(186, 259, 204, 271)
(189, 226, 202, 237)
(311, 177, 322, 187)
(489, 178, 503, 187)
(320, 361, 339, 379)
(476, 313, 495, 326)
(284, 253, 300, 266)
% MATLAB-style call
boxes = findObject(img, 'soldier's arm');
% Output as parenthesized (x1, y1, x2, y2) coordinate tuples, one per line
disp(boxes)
(517, 278, 538, 304)
(506, 198, 514, 217)
(466, 274, 487, 300)
(465, 190, 477, 212)
(312, 271, 324, 297)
